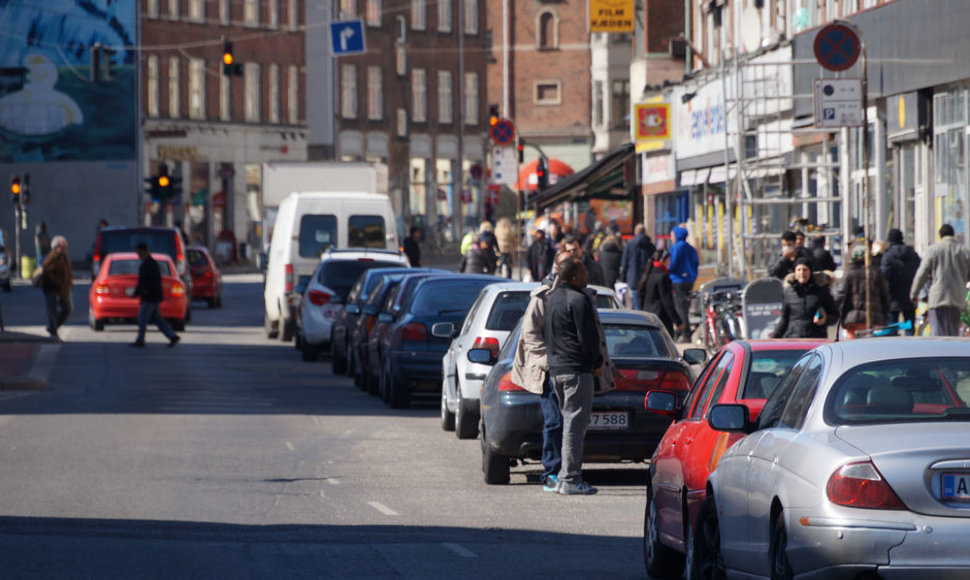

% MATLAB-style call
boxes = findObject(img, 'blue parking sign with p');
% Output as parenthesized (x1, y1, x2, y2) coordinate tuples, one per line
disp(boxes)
(330, 19, 366, 56)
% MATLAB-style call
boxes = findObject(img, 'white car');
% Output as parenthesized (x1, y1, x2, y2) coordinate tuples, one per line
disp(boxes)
(440, 282, 621, 439)
(296, 249, 409, 361)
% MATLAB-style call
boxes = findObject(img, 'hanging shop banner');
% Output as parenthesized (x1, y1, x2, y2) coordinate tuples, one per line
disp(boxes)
(589, 0, 634, 33)
(634, 103, 671, 142)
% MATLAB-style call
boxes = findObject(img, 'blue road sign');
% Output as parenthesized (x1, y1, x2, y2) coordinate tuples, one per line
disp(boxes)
(330, 19, 366, 56)
(814, 22, 860, 72)
(490, 120, 516, 146)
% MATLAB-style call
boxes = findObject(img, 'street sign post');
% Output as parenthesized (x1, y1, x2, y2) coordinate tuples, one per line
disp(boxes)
(490, 146, 517, 187)
(813, 22, 860, 72)
(489, 119, 516, 146)
(814, 78, 864, 128)
(330, 20, 366, 56)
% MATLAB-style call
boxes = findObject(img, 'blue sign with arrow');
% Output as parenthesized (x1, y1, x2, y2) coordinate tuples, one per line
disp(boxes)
(330, 19, 366, 56)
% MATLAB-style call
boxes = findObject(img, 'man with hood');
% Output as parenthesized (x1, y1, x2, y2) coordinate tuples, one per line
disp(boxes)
(619, 224, 655, 309)
(881, 228, 920, 335)
(668, 225, 699, 342)
(772, 257, 838, 338)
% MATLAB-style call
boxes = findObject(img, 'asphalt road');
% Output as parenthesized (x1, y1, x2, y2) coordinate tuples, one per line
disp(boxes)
(0, 273, 654, 579)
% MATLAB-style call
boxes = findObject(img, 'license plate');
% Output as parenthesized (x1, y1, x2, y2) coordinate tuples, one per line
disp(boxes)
(588, 411, 629, 430)
(124, 287, 136, 297)
(941, 472, 970, 500)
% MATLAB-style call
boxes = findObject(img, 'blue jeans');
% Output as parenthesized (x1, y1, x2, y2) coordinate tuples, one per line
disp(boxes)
(539, 376, 562, 481)
(136, 301, 176, 343)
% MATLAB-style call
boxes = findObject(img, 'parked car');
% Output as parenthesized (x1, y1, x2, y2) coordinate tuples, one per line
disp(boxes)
(375, 274, 503, 409)
(475, 309, 707, 485)
(88, 252, 189, 331)
(349, 272, 414, 391)
(440, 282, 622, 439)
(692, 338, 970, 579)
(93, 226, 190, 295)
(642, 339, 827, 580)
(186, 246, 223, 308)
(295, 249, 409, 361)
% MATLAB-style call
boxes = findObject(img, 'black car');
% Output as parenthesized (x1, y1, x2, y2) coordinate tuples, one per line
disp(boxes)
(474, 309, 707, 484)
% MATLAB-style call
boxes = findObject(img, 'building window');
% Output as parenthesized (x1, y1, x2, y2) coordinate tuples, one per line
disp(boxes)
(534, 81, 561, 106)
(933, 87, 968, 243)
(189, 0, 204, 20)
(188, 58, 205, 119)
(147, 56, 159, 117)
(463, 0, 478, 34)
(245, 63, 261, 121)
(366, 0, 382, 26)
(220, 74, 231, 121)
(342, 64, 358, 118)
(412, 69, 427, 122)
(611, 79, 629, 128)
(593, 80, 604, 126)
(396, 46, 407, 76)
(464, 72, 478, 125)
(168, 56, 180, 117)
(411, 0, 426, 30)
(269, 64, 280, 122)
(268, 0, 279, 27)
(287, 65, 299, 124)
(538, 11, 558, 49)
(244, 0, 259, 26)
(368, 66, 383, 120)
(289, 0, 299, 29)
(438, 70, 453, 123)
(340, 0, 356, 18)
(438, 0, 451, 32)
(147, 0, 159, 19)
(168, 0, 180, 20)
(220, 0, 230, 24)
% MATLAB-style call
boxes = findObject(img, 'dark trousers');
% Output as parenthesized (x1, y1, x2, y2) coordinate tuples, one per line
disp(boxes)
(539, 376, 562, 481)
(673, 281, 694, 339)
(136, 302, 176, 343)
(888, 305, 916, 336)
(44, 291, 72, 336)
(929, 306, 962, 337)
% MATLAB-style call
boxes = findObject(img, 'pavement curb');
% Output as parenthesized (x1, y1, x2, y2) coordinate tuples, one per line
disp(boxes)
(0, 334, 60, 391)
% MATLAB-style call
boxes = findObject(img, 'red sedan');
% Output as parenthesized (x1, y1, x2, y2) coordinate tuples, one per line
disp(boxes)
(642, 339, 828, 579)
(187, 246, 223, 308)
(88, 252, 189, 332)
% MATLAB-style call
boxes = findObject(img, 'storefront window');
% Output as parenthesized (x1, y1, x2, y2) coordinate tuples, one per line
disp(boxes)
(934, 86, 968, 244)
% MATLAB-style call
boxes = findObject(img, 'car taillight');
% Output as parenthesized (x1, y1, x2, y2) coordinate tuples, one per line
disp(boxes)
(94, 284, 110, 295)
(659, 371, 690, 391)
(284, 263, 294, 293)
(170, 282, 186, 296)
(472, 336, 500, 358)
(400, 322, 428, 341)
(498, 372, 526, 392)
(614, 369, 691, 392)
(307, 289, 331, 306)
(826, 461, 906, 510)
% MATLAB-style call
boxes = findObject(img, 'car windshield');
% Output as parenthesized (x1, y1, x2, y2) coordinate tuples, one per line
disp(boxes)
(485, 291, 531, 331)
(108, 258, 171, 277)
(409, 279, 496, 315)
(742, 349, 808, 399)
(828, 358, 970, 424)
(604, 324, 666, 358)
(319, 260, 404, 300)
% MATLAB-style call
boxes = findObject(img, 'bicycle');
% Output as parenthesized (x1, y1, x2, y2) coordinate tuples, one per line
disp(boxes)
(693, 288, 744, 354)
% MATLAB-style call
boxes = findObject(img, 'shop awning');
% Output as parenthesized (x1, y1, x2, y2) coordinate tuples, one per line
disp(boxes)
(529, 143, 636, 211)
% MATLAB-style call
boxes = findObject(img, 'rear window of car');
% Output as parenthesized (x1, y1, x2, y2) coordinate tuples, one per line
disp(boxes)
(299, 215, 337, 257)
(348, 215, 386, 248)
(742, 350, 807, 399)
(101, 230, 177, 260)
(319, 260, 404, 300)
(187, 250, 207, 267)
(409, 279, 497, 316)
(604, 324, 667, 358)
(594, 293, 617, 309)
(108, 258, 171, 277)
(485, 291, 531, 331)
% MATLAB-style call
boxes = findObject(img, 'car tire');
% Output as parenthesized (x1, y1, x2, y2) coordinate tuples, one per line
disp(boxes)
(264, 313, 278, 339)
(386, 360, 410, 409)
(769, 511, 793, 580)
(455, 395, 479, 440)
(643, 484, 684, 579)
(365, 364, 380, 396)
(214, 294, 222, 308)
(171, 318, 186, 332)
(185, 306, 192, 323)
(691, 496, 725, 580)
(481, 424, 510, 485)
(331, 335, 347, 375)
(440, 389, 456, 431)
(207, 297, 216, 308)
(301, 339, 320, 362)
(89, 312, 105, 331)
(280, 316, 295, 342)
(354, 353, 368, 390)
(345, 343, 355, 378)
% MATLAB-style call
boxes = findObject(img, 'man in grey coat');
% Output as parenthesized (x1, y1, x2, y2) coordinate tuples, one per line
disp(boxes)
(910, 223, 970, 336)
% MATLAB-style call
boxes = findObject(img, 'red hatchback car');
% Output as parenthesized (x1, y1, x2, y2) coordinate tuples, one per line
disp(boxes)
(187, 246, 223, 308)
(642, 339, 828, 579)
(88, 252, 189, 332)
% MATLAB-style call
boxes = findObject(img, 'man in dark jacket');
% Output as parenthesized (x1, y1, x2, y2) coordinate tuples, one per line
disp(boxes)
(619, 224, 655, 308)
(769, 231, 799, 279)
(131, 243, 181, 347)
(810, 234, 837, 271)
(880, 228, 920, 335)
(596, 235, 623, 288)
(835, 242, 891, 339)
(563, 234, 604, 287)
(459, 234, 495, 274)
(526, 229, 553, 282)
(402, 226, 422, 267)
(545, 257, 603, 496)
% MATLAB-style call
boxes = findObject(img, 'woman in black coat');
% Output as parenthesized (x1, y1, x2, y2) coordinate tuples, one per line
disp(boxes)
(773, 257, 839, 339)
(637, 249, 682, 336)
(596, 235, 623, 289)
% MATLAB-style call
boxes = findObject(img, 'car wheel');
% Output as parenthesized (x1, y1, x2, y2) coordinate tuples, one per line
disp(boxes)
(214, 294, 222, 308)
(89, 311, 105, 332)
(769, 511, 793, 580)
(264, 313, 278, 339)
(184, 306, 192, 323)
(684, 520, 696, 580)
(481, 424, 510, 485)
(643, 484, 684, 579)
(301, 339, 320, 362)
(386, 359, 410, 409)
(378, 360, 390, 403)
(207, 297, 216, 308)
(440, 389, 456, 431)
(171, 318, 186, 332)
(365, 363, 380, 396)
(331, 336, 347, 375)
(455, 395, 479, 440)
(345, 343, 356, 378)
(354, 353, 368, 390)
(691, 496, 726, 580)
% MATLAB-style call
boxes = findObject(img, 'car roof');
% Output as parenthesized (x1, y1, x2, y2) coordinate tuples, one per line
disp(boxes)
(321, 248, 408, 262)
(737, 339, 830, 352)
(815, 337, 970, 372)
(597, 309, 663, 327)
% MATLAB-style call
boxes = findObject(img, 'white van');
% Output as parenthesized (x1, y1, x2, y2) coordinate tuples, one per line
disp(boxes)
(263, 191, 401, 340)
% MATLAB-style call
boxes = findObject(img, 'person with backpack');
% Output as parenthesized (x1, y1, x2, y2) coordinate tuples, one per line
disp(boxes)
(619, 224, 655, 309)
(880, 228, 920, 335)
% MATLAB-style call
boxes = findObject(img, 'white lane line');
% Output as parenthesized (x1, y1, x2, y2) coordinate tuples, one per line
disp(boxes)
(285, 441, 296, 451)
(327, 477, 341, 485)
(367, 501, 399, 516)
(442, 543, 477, 558)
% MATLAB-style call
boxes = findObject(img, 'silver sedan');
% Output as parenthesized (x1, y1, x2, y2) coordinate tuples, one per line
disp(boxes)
(693, 338, 970, 580)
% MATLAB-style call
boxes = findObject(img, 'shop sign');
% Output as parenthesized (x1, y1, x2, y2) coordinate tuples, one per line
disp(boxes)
(634, 103, 670, 141)
(589, 0, 634, 32)
(158, 145, 201, 161)
(673, 79, 735, 159)
(642, 153, 672, 185)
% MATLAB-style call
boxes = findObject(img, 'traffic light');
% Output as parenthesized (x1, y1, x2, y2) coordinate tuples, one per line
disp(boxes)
(21, 173, 30, 205)
(536, 157, 549, 190)
(488, 104, 499, 127)
(517, 138, 525, 163)
(156, 163, 172, 200)
(10, 175, 20, 205)
(222, 39, 242, 76)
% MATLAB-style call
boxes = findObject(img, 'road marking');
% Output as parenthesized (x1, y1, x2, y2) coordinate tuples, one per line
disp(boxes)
(327, 477, 340, 485)
(442, 543, 477, 558)
(367, 501, 399, 516)
(285, 441, 295, 451)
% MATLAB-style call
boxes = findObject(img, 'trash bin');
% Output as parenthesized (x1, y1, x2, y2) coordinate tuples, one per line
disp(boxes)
(21, 256, 36, 280)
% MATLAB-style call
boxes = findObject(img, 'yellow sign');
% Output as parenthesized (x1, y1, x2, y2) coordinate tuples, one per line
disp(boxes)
(589, 0, 634, 32)
(634, 103, 671, 141)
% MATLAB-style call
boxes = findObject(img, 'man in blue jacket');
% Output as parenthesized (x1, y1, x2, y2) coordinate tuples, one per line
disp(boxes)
(668, 226, 699, 342)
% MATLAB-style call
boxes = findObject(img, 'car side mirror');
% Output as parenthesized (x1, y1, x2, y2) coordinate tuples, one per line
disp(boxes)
(362, 304, 378, 316)
(467, 348, 497, 366)
(431, 322, 455, 338)
(644, 390, 677, 417)
(708, 404, 753, 433)
(345, 303, 360, 315)
(377, 313, 393, 323)
(682, 348, 708, 365)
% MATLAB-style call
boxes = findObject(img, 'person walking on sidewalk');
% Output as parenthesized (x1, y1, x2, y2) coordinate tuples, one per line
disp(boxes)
(39, 235, 73, 340)
(402, 226, 422, 267)
(910, 223, 970, 336)
(130, 243, 181, 348)
(880, 228, 920, 335)
(545, 256, 604, 495)
(668, 226, 699, 342)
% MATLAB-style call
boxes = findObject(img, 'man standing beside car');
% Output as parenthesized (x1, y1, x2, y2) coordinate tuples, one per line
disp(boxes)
(130, 243, 181, 348)
(545, 257, 603, 495)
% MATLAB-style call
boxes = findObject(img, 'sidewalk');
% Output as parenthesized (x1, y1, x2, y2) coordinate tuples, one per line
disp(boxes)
(0, 330, 58, 390)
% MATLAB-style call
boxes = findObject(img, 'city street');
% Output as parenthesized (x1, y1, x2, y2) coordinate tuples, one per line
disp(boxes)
(0, 273, 650, 579)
